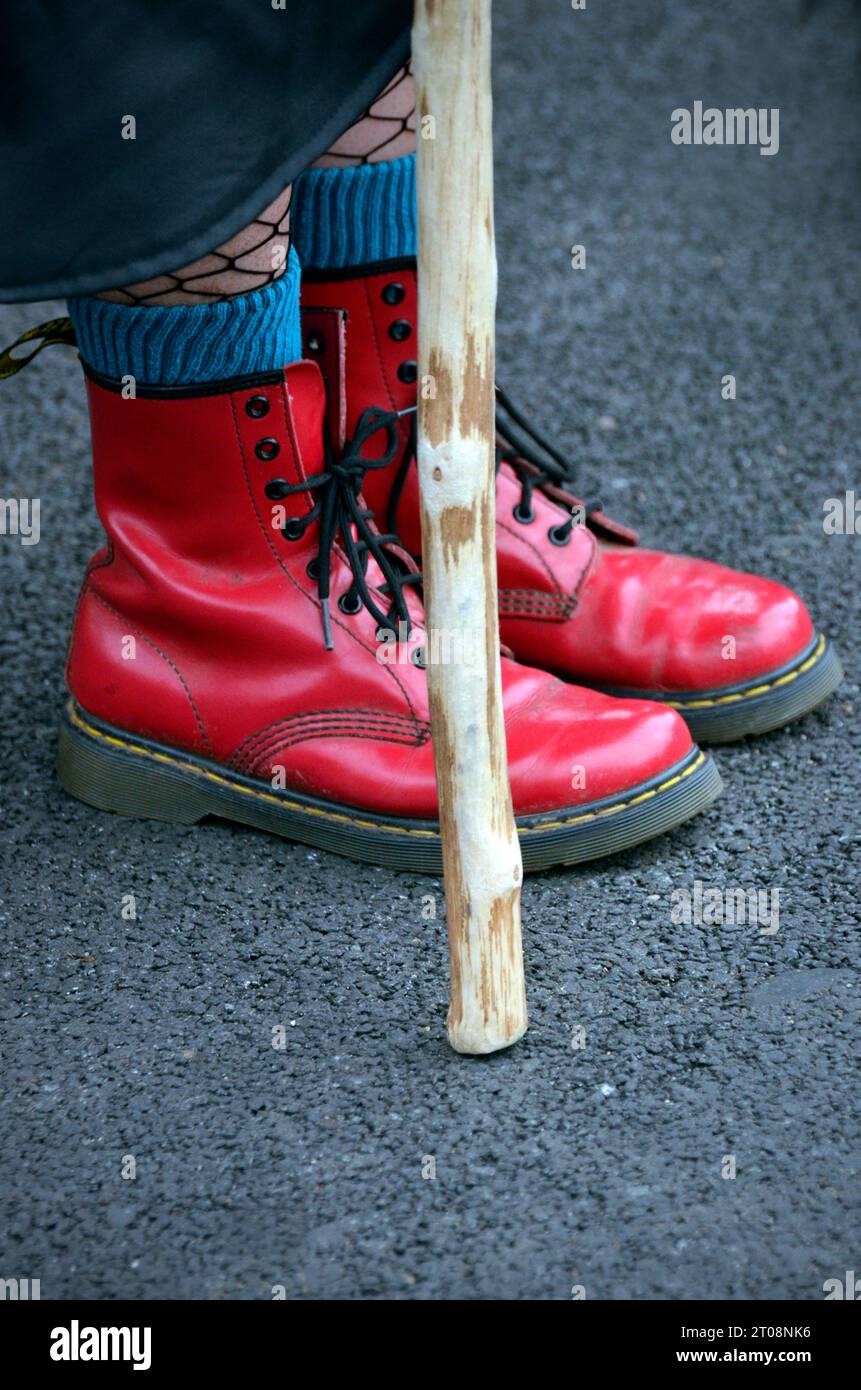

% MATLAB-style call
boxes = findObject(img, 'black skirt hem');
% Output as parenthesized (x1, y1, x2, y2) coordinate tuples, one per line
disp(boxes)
(0, 13, 411, 303)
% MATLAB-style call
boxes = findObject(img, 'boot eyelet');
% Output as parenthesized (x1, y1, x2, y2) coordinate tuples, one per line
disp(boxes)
(389, 319, 412, 342)
(255, 437, 280, 461)
(306, 333, 324, 354)
(548, 524, 571, 546)
(283, 518, 304, 541)
(398, 360, 417, 383)
(306, 558, 319, 580)
(382, 282, 405, 305)
(410, 646, 427, 669)
(265, 478, 289, 500)
(513, 503, 535, 524)
(245, 395, 269, 419)
(338, 592, 362, 615)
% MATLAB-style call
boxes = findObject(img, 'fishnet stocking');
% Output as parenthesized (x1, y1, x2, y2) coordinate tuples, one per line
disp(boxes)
(312, 62, 416, 168)
(99, 62, 416, 305)
(100, 185, 292, 306)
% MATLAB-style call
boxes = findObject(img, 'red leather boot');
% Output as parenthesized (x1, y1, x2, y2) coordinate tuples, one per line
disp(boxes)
(302, 261, 842, 742)
(59, 355, 720, 871)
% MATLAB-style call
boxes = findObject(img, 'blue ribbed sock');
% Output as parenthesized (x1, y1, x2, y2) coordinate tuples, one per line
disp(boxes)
(291, 154, 416, 271)
(68, 246, 302, 386)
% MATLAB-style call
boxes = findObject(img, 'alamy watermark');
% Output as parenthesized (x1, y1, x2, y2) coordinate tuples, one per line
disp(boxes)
(822, 1269, 859, 1299)
(50, 1322, 151, 1371)
(671, 879, 780, 935)
(822, 490, 861, 535)
(0, 496, 40, 545)
(376, 621, 482, 668)
(0, 1276, 40, 1299)
(671, 102, 779, 157)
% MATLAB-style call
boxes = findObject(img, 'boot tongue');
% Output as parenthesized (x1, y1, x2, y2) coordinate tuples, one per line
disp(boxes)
(301, 293, 422, 553)
(301, 306, 348, 451)
(268, 360, 331, 543)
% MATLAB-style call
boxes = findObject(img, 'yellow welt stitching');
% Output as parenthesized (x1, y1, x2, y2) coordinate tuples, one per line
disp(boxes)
(667, 635, 826, 710)
(626, 788, 659, 807)
(519, 750, 707, 834)
(68, 704, 707, 840)
(69, 704, 437, 839)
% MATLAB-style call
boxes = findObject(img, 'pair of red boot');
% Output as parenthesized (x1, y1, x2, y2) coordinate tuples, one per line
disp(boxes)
(57, 259, 842, 871)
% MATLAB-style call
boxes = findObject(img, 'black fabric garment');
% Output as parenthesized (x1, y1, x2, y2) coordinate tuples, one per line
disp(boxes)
(0, 0, 412, 302)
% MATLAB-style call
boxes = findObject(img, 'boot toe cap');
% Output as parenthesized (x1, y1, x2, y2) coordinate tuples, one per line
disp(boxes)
(667, 568, 816, 692)
(507, 678, 695, 815)
(568, 549, 818, 694)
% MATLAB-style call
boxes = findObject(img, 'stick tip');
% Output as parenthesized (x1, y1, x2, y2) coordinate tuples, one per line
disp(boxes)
(447, 1014, 528, 1056)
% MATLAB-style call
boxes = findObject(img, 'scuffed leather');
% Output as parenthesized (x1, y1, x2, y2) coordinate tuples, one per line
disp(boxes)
(528, 544, 815, 692)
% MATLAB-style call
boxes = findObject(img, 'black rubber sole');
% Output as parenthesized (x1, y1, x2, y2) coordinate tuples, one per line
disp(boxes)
(57, 701, 722, 874)
(592, 634, 843, 745)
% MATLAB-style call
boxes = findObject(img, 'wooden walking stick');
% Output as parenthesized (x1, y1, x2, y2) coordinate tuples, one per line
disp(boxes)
(413, 0, 527, 1054)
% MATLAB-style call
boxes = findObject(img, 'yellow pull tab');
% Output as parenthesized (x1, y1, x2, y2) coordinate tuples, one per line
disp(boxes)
(0, 316, 77, 380)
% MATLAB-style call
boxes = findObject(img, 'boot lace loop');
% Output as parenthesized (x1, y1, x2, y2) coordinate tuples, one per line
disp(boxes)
(384, 384, 602, 544)
(494, 384, 602, 539)
(279, 404, 420, 649)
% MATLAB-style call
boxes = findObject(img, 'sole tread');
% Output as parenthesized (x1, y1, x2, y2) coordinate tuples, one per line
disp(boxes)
(58, 701, 723, 872)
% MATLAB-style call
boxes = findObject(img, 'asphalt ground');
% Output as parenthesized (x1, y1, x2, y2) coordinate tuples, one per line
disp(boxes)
(0, 0, 859, 1299)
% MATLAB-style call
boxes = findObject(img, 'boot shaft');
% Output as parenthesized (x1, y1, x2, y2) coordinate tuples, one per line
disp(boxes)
(83, 360, 328, 577)
(67, 358, 434, 783)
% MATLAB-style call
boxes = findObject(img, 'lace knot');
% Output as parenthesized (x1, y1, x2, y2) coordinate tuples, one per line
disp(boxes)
(278, 404, 421, 650)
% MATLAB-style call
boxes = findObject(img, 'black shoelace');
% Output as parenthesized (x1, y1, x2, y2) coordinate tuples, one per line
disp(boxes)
(494, 385, 603, 542)
(279, 404, 421, 649)
(384, 385, 602, 546)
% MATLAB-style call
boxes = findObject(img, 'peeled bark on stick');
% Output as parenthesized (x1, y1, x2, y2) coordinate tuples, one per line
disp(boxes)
(413, 0, 527, 1054)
